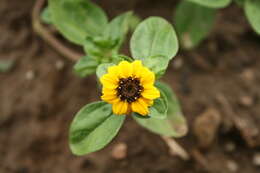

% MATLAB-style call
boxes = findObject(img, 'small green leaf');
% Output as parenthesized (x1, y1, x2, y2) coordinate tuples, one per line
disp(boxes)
(49, 0, 108, 45)
(245, 0, 260, 35)
(234, 0, 245, 6)
(111, 54, 133, 64)
(74, 56, 99, 77)
(174, 0, 216, 49)
(41, 7, 52, 24)
(188, 0, 232, 8)
(130, 17, 178, 61)
(133, 82, 188, 137)
(128, 14, 141, 32)
(148, 89, 168, 119)
(69, 101, 125, 155)
(143, 55, 169, 78)
(130, 17, 178, 76)
(83, 37, 104, 58)
(83, 36, 118, 59)
(96, 63, 115, 79)
(103, 11, 133, 51)
(133, 114, 181, 137)
(155, 81, 188, 137)
(0, 59, 14, 72)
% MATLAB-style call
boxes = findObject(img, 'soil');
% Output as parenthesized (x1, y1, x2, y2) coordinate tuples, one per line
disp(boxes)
(1, 0, 260, 173)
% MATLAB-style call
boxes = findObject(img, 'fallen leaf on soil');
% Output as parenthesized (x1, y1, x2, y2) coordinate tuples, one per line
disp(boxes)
(193, 108, 221, 148)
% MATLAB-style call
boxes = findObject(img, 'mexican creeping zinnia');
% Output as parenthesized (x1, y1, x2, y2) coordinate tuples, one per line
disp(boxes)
(100, 60, 160, 116)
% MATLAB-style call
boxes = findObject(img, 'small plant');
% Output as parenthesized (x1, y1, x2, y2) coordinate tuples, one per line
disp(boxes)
(174, 0, 260, 49)
(45, 0, 187, 156)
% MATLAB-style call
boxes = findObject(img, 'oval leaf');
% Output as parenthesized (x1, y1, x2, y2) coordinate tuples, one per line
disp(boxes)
(74, 56, 99, 77)
(133, 114, 182, 137)
(149, 89, 168, 119)
(130, 17, 178, 61)
(96, 63, 115, 79)
(155, 82, 188, 137)
(174, 1, 216, 49)
(133, 82, 188, 137)
(245, 0, 260, 35)
(188, 0, 231, 8)
(48, 0, 108, 45)
(104, 11, 133, 51)
(69, 101, 125, 155)
(41, 7, 52, 24)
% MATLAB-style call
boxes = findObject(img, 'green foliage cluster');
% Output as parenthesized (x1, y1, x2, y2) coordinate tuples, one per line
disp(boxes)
(174, 0, 260, 49)
(45, 0, 187, 156)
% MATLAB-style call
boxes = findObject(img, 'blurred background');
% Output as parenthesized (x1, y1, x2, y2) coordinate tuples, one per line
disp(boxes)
(1, 0, 260, 172)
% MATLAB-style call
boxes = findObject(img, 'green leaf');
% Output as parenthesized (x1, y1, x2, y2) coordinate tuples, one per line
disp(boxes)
(144, 55, 169, 78)
(83, 36, 119, 60)
(103, 11, 133, 51)
(48, 0, 108, 45)
(245, 0, 260, 35)
(41, 7, 52, 24)
(69, 101, 125, 155)
(133, 82, 188, 137)
(111, 54, 133, 64)
(96, 63, 115, 79)
(0, 59, 14, 72)
(74, 56, 99, 77)
(174, 1, 216, 49)
(188, 0, 232, 8)
(133, 114, 182, 137)
(128, 14, 141, 32)
(149, 89, 168, 119)
(130, 17, 178, 61)
(134, 88, 168, 119)
(234, 0, 245, 6)
(130, 17, 178, 76)
(155, 81, 188, 137)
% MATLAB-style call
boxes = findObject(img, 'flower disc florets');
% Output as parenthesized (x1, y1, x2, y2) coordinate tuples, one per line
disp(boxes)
(117, 77, 143, 103)
(100, 60, 160, 116)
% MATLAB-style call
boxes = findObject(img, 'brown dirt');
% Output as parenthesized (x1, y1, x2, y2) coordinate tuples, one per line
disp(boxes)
(1, 0, 260, 173)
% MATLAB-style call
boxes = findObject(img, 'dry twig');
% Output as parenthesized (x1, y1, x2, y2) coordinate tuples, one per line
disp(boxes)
(32, 0, 83, 61)
(161, 136, 190, 160)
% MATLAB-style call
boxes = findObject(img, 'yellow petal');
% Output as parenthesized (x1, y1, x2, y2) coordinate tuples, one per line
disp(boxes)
(101, 94, 118, 104)
(140, 67, 155, 86)
(131, 98, 149, 116)
(142, 98, 154, 106)
(100, 74, 118, 89)
(102, 87, 116, 94)
(142, 86, 160, 99)
(132, 60, 143, 78)
(118, 61, 133, 78)
(108, 65, 120, 77)
(112, 100, 129, 115)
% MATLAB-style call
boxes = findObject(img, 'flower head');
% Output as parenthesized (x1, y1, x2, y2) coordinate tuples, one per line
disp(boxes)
(100, 60, 160, 116)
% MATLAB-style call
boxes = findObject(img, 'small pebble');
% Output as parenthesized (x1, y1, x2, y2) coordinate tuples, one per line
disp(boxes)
(239, 96, 254, 107)
(55, 60, 65, 70)
(253, 153, 260, 166)
(111, 143, 127, 160)
(172, 58, 183, 69)
(225, 142, 236, 152)
(226, 160, 238, 172)
(25, 70, 35, 80)
(240, 69, 254, 82)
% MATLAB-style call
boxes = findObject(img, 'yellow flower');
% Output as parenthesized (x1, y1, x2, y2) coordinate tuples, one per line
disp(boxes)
(100, 60, 160, 116)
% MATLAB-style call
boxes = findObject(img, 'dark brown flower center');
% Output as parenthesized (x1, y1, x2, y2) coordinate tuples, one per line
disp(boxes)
(116, 77, 143, 103)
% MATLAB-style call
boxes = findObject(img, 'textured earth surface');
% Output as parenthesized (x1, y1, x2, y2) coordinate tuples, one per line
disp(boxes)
(1, 0, 260, 172)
